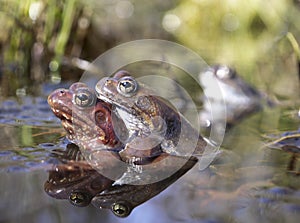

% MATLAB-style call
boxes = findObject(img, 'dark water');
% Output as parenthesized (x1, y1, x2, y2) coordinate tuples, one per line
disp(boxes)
(0, 81, 299, 223)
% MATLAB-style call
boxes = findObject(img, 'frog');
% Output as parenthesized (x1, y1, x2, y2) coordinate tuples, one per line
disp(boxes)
(48, 81, 196, 173)
(95, 70, 208, 164)
(47, 82, 129, 179)
(47, 82, 123, 149)
(47, 82, 199, 216)
(199, 65, 273, 128)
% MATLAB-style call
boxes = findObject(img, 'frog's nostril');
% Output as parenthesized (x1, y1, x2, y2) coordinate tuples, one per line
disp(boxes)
(59, 90, 66, 96)
(105, 79, 112, 86)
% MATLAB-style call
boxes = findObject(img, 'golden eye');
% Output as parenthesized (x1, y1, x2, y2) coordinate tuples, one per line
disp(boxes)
(69, 191, 92, 207)
(111, 202, 131, 217)
(74, 89, 95, 107)
(117, 77, 138, 97)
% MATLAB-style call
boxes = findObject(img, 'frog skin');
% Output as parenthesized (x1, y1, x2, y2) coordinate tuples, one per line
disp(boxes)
(95, 71, 207, 163)
(48, 82, 128, 181)
(199, 65, 273, 127)
(48, 82, 124, 149)
(48, 81, 193, 166)
(47, 82, 199, 216)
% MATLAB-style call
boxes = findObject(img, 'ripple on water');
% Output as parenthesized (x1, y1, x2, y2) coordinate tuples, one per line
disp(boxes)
(1, 100, 18, 107)
(0, 96, 59, 126)
(283, 204, 300, 213)
(0, 151, 13, 156)
(38, 143, 56, 150)
(267, 187, 293, 195)
(7, 166, 26, 172)
(24, 161, 48, 169)
(22, 147, 37, 151)
(11, 155, 27, 161)
(1, 141, 66, 172)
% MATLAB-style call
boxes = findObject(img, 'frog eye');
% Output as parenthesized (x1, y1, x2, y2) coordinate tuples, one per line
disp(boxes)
(117, 76, 138, 97)
(215, 65, 235, 79)
(74, 89, 95, 107)
(111, 202, 132, 217)
(69, 191, 92, 207)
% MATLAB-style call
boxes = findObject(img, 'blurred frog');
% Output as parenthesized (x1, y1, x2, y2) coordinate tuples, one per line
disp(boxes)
(199, 65, 274, 128)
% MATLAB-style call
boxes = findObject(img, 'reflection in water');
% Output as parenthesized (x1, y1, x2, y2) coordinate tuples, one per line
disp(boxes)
(44, 143, 197, 217)
(44, 144, 114, 206)
(0, 120, 299, 222)
(40, 138, 300, 222)
(266, 128, 300, 174)
(0, 65, 299, 222)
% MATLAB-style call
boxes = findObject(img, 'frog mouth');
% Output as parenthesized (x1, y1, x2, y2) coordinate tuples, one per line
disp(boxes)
(96, 92, 115, 105)
(50, 104, 109, 145)
(97, 93, 134, 114)
(50, 105, 94, 135)
(60, 113, 74, 134)
(50, 106, 74, 134)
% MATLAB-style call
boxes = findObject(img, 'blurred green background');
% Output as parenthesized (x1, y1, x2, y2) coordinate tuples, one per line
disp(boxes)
(0, 0, 299, 97)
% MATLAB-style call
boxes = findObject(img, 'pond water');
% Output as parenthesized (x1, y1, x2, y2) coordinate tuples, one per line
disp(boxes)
(0, 77, 299, 223)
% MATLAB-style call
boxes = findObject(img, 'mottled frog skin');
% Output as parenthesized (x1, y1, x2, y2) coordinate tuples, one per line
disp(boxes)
(95, 71, 207, 163)
(47, 82, 122, 149)
(47, 82, 198, 217)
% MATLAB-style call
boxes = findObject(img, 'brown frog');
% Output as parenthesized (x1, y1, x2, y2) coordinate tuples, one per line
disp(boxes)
(48, 82, 129, 180)
(95, 71, 207, 164)
(48, 82, 122, 149)
(47, 82, 198, 216)
(48, 82, 193, 169)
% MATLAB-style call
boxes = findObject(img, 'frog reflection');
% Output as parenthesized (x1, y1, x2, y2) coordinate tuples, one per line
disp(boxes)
(44, 143, 197, 217)
(44, 144, 114, 207)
